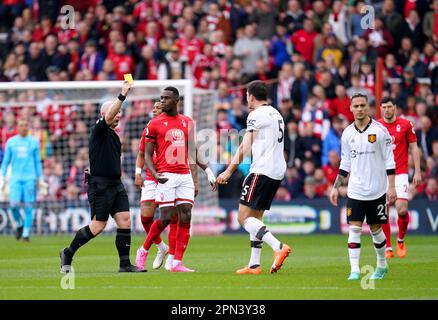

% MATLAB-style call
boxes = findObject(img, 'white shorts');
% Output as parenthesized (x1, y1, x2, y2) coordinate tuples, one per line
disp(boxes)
(395, 174, 409, 201)
(155, 173, 195, 208)
(141, 180, 157, 203)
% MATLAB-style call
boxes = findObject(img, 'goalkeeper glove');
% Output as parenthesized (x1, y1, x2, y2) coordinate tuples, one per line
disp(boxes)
(38, 178, 49, 197)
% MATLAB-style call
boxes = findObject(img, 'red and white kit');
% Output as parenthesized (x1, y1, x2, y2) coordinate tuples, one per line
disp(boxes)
(379, 117, 417, 200)
(145, 113, 194, 208)
(139, 127, 158, 203)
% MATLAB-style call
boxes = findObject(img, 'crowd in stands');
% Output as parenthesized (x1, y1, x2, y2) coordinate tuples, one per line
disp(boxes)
(0, 0, 437, 202)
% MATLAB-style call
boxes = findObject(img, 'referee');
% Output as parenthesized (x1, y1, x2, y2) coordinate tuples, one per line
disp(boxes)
(60, 81, 145, 273)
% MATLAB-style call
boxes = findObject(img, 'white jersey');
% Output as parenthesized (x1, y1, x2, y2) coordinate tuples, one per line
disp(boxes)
(340, 118, 395, 201)
(246, 105, 287, 180)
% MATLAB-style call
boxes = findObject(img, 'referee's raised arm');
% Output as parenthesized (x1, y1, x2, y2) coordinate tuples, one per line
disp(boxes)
(102, 80, 132, 126)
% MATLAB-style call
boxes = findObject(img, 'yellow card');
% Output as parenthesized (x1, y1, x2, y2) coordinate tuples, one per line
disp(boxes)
(124, 73, 134, 84)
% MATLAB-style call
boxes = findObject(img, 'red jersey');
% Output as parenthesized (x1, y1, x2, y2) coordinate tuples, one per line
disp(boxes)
(144, 113, 192, 174)
(290, 30, 317, 64)
(378, 117, 417, 174)
(108, 54, 134, 80)
(139, 128, 157, 182)
(175, 37, 204, 65)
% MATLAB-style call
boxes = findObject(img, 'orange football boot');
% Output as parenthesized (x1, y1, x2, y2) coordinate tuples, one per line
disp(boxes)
(386, 249, 394, 259)
(236, 266, 262, 275)
(396, 242, 406, 258)
(270, 244, 292, 274)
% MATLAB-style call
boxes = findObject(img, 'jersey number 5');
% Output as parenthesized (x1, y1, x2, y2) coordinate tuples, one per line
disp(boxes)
(278, 120, 284, 143)
(240, 185, 249, 200)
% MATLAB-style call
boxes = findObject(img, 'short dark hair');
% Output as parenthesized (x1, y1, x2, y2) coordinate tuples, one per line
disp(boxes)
(247, 80, 268, 101)
(350, 93, 368, 103)
(164, 86, 179, 99)
(381, 96, 396, 106)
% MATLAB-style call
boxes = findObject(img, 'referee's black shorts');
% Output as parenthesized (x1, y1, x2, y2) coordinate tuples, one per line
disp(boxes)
(87, 176, 130, 221)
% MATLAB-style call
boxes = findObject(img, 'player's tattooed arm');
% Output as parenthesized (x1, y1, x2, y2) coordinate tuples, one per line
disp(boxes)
(333, 169, 348, 189)
(333, 175, 345, 189)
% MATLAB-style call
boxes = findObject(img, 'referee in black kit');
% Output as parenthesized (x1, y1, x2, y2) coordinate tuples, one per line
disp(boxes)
(60, 81, 145, 273)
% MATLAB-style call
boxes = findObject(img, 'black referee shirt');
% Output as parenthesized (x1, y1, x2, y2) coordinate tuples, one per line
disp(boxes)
(89, 117, 121, 179)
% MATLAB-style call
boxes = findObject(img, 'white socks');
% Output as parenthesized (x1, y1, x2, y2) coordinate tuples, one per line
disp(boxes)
(371, 228, 387, 269)
(243, 217, 281, 251)
(348, 225, 362, 273)
(172, 259, 181, 268)
(156, 241, 168, 252)
(249, 234, 262, 267)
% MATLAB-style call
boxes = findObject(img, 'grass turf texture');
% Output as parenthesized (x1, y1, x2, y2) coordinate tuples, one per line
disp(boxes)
(0, 234, 437, 299)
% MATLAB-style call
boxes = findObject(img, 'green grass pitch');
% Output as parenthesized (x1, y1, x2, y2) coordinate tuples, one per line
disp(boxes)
(0, 234, 437, 299)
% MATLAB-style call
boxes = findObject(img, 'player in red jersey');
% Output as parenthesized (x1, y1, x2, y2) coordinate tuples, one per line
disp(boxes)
(379, 97, 422, 258)
(135, 101, 178, 270)
(135, 87, 216, 272)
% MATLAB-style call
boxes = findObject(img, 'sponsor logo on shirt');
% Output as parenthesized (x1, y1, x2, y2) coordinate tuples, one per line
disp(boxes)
(350, 150, 376, 158)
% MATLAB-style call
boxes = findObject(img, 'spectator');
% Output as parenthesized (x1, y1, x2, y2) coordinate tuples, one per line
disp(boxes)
(399, 10, 426, 50)
(323, 150, 340, 185)
(302, 176, 319, 199)
(320, 33, 343, 68)
(250, 0, 279, 40)
(422, 0, 438, 43)
(134, 45, 159, 80)
(108, 41, 134, 80)
(158, 46, 191, 80)
(281, 0, 305, 34)
(270, 23, 292, 73)
(314, 168, 328, 197)
(300, 94, 330, 140)
(79, 40, 104, 77)
(416, 116, 438, 159)
(227, 98, 248, 132)
(233, 24, 268, 76)
(322, 118, 343, 166)
(274, 186, 292, 201)
(327, 1, 349, 46)
(175, 24, 204, 65)
(311, 0, 330, 33)
(25, 42, 47, 81)
(419, 178, 438, 201)
(349, 1, 367, 40)
(295, 123, 322, 166)
(291, 19, 318, 65)
(329, 85, 352, 122)
(42, 157, 63, 201)
(363, 17, 394, 58)
(381, 0, 404, 45)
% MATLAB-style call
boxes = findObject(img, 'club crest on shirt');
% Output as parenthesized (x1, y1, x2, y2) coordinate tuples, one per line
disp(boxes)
(164, 121, 168, 126)
(396, 124, 401, 132)
(368, 134, 376, 143)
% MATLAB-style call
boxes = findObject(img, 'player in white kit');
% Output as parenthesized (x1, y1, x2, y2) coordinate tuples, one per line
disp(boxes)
(217, 80, 291, 275)
(329, 93, 397, 281)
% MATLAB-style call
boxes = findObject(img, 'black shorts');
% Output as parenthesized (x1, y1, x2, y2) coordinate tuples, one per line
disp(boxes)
(239, 173, 281, 211)
(346, 194, 388, 225)
(87, 177, 130, 221)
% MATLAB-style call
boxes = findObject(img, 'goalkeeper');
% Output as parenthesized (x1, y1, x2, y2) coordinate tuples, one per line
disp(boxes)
(0, 119, 47, 242)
